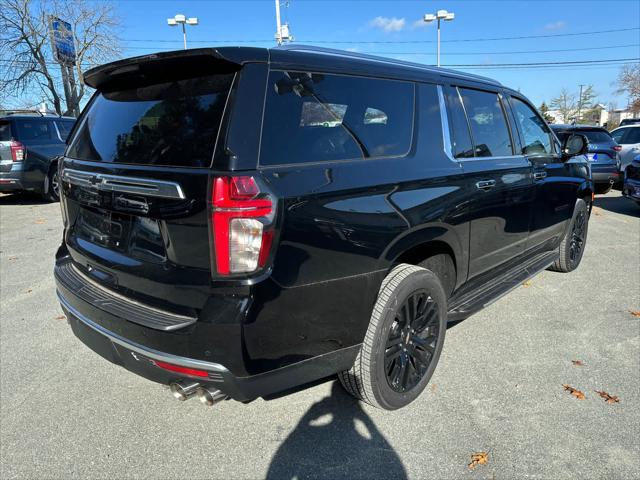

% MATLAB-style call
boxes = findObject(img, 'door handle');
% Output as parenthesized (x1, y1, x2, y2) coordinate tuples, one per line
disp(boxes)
(533, 171, 547, 180)
(476, 180, 496, 190)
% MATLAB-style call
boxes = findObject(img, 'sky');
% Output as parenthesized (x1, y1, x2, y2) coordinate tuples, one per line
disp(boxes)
(112, 0, 640, 109)
(7, 0, 640, 110)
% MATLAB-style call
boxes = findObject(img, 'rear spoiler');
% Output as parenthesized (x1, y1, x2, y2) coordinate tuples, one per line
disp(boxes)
(84, 47, 269, 90)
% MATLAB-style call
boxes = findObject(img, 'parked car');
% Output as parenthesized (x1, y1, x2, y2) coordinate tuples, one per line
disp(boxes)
(0, 111, 75, 201)
(550, 124, 620, 194)
(619, 118, 640, 127)
(54, 46, 592, 411)
(610, 124, 640, 173)
(622, 155, 640, 206)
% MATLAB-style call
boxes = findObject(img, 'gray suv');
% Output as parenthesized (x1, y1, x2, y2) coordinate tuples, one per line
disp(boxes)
(0, 111, 75, 201)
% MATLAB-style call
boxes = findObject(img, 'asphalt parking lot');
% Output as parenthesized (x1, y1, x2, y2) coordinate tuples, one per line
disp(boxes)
(0, 190, 638, 479)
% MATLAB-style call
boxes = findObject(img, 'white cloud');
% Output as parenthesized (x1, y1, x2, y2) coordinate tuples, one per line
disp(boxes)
(369, 16, 406, 33)
(412, 18, 433, 29)
(544, 21, 566, 30)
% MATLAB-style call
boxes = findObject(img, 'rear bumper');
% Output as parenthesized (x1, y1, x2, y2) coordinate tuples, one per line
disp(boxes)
(591, 169, 620, 184)
(55, 259, 359, 401)
(0, 161, 25, 192)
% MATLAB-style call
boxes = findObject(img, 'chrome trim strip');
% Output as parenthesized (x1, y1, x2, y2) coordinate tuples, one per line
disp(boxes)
(437, 85, 456, 163)
(57, 291, 228, 373)
(61, 168, 186, 199)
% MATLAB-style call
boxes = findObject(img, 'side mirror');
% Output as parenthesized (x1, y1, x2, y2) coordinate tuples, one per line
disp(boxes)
(562, 133, 588, 160)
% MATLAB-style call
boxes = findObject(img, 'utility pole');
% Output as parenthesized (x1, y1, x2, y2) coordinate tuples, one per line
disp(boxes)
(577, 84, 585, 122)
(274, 0, 293, 45)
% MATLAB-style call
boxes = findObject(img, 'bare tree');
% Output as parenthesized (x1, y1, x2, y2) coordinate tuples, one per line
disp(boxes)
(615, 64, 640, 114)
(550, 88, 578, 123)
(0, 0, 120, 116)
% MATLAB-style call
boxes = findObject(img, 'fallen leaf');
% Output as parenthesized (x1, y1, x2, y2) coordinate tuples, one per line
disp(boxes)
(592, 208, 603, 216)
(522, 280, 532, 288)
(8, 256, 17, 261)
(563, 384, 585, 400)
(571, 360, 585, 366)
(34, 218, 46, 224)
(430, 383, 436, 393)
(595, 390, 620, 404)
(468, 451, 489, 469)
(25, 289, 32, 294)
(630, 311, 640, 318)
(55, 315, 66, 320)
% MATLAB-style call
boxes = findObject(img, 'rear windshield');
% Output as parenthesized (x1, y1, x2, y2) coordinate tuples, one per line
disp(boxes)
(580, 130, 612, 144)
(67, 74, 234, 167)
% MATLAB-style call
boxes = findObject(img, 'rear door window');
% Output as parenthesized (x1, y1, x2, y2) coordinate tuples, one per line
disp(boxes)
(458, 88, 513, 157)
(446, 88, 474, 159)
(509, 97, 554, 155)
(67, 74, 235, 167)
(260, 71, 414, 166)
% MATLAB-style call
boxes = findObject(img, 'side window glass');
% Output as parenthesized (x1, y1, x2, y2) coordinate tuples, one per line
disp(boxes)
(260, 71, 414, 166)
(446, 88, 474, 159)
(14, 120, 55, 144)
(459, 88, 513, 157)
(510, 97, 553, 155)
(611, 129, 626, 143)
(625, 128, 640, 144)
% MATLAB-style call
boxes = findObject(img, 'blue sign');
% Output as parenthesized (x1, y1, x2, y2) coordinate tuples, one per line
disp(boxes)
(50, 17, 76, 65)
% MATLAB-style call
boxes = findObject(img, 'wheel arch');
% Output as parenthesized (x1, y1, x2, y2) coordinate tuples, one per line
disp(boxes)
(380, 225, 467, 293)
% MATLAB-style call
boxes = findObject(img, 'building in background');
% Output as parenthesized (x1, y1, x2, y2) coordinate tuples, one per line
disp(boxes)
(546, 104, 608, 126)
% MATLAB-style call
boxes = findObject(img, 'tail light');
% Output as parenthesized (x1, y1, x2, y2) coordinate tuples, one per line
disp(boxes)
(211, 176, 275, 276)
(613, 145, 622, 152)
(153, 360, 209, 378)
(10, 140, 25, 161)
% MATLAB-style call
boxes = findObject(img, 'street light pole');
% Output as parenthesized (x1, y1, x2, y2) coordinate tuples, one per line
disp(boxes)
(274, 0, 293, 45)
(424, 9, 455, 67)
(577, 84, 585, 122)
(167, 14, 198, 50)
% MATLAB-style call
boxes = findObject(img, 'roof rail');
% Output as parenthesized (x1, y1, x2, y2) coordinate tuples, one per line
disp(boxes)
(273, 44, 501, 86)
(0, 109, 45, 117)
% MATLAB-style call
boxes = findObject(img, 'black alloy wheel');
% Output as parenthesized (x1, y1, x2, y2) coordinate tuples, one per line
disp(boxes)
(569, 209, 586, 265)
(385, 290, 440, 393)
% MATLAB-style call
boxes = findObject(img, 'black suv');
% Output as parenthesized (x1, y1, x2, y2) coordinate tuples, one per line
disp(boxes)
(0, 111, 76, 201)
(54, 47, 592, 410)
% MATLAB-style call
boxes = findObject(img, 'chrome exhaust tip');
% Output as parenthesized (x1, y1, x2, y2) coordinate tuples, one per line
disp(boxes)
(196, 387, 227, 406)
(169, 381, 200, 401)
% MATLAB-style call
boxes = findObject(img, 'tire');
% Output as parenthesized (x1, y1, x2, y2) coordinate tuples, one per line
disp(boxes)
(338, 263, 447, 410)
(594, 183, 612, 195)
(548, 199, 589, 273)
(43, 167, 60, 202)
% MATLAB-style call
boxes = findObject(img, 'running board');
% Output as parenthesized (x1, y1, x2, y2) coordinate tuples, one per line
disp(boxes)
(447, 251, 559, 321)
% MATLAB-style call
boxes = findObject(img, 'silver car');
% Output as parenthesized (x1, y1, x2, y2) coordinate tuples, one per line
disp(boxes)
(610, 124, 640, 172)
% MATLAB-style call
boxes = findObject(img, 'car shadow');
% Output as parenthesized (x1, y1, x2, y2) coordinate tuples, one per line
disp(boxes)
(594, 193, 640, 217)
(0, 192, 50, 206)
(266, 381, 407, 480)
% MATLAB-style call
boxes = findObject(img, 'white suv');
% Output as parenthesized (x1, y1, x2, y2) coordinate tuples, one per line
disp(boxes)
(611, 125, 640, 172)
